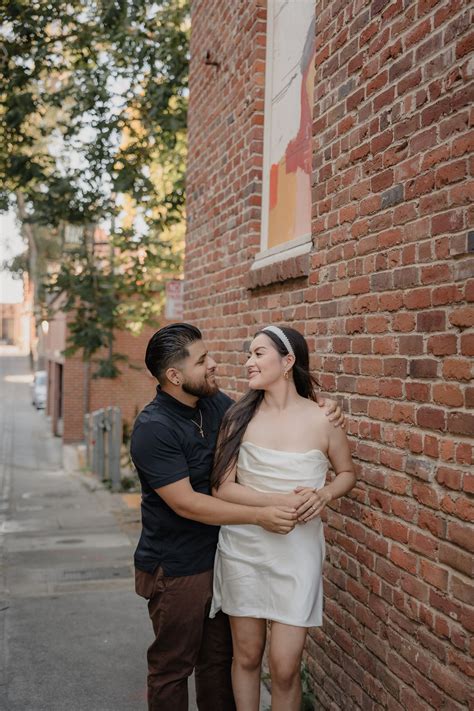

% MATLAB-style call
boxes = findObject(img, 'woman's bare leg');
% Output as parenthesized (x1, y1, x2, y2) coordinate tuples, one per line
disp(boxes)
(229, 616, 266, 711)
(268, 622, 307, 711)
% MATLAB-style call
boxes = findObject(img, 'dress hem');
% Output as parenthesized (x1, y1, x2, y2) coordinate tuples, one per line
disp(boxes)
(210, 605, 322, 628)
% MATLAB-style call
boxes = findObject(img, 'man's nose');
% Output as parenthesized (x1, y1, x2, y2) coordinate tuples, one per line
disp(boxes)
(207, 355, 217, 369)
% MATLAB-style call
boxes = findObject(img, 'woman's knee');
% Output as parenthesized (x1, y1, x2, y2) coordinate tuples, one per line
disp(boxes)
(269, 655, 300, 689)
(233, 642, 265, 672)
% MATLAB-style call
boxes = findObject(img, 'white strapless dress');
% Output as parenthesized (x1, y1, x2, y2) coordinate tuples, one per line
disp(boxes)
(210, 441, 328, 627)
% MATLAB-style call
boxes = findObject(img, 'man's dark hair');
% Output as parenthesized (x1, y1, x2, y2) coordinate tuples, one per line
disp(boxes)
(145, 323, 202, 381)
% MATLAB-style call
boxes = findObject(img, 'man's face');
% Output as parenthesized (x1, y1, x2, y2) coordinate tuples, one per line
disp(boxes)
(179, 340, 218, 398)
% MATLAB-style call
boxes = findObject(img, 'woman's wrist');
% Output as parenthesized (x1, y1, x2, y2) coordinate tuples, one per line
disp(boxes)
(318, 485, 334, 503)
(321, 471, 356, 502)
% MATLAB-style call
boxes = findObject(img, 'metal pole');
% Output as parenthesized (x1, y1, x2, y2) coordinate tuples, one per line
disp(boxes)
(96, 409, 105, 481)
(84, 414, 90, 467)
(110, 407, 122, 492)
(91, 411, 99, 476)
(103, 407, 111, 482)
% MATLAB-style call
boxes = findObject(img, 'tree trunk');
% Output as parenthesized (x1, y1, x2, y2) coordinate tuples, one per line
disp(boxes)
(83, 359, 90, 415)
(15, 191, 41, 366)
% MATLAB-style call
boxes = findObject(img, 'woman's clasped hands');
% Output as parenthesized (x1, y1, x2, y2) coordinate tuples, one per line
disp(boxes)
(279, 486, 333, 524)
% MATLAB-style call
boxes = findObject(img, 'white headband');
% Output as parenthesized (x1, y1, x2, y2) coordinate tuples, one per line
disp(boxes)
(261, 326, 295, 358)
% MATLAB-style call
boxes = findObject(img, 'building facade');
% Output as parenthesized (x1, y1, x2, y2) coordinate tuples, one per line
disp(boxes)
(186, 0, 473, 707)
(0, 302, 29, 350)
(43, 295, 158, 443)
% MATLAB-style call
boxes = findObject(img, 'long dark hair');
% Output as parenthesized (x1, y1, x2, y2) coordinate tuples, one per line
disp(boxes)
(212, 326, 319, 489)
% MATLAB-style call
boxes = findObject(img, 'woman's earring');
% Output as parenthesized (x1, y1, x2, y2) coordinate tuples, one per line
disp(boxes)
(284, 370, 289, 380)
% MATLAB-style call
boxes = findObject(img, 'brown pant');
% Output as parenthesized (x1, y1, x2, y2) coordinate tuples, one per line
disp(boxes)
(135, 566, 235, 711)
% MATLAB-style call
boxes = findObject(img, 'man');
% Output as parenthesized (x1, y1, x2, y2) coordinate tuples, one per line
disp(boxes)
(131, 323, 344, 711)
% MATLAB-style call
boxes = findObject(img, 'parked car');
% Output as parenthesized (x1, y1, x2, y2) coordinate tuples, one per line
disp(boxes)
(31, 370, 47, 409)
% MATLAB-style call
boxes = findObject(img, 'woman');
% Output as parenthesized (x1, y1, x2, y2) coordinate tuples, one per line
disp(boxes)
(210, 325, 356, 711)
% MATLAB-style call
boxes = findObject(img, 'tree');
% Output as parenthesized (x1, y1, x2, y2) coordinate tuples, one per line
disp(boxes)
(0, 0, 188, 375)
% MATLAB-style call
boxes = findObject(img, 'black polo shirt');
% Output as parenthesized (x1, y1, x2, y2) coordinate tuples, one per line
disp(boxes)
(130, 388, 234, 576)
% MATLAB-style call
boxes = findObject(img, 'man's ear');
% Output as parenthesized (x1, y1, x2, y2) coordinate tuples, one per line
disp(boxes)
(164, 367, 182, 386)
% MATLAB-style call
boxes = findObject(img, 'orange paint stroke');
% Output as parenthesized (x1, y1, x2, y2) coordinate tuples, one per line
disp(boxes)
(269, 163, 279, 210)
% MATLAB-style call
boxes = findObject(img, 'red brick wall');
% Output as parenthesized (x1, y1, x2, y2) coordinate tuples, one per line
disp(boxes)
(87, 326, 158, 438)
(62, 349, 86, 443)
(43, 296, 160, 442)
(44, 299, 65, 433)
(46, 320, 158, 443)
(61, 325, 158, 443)
(187, 0, 473, 707)
(186, 0, 267, 383)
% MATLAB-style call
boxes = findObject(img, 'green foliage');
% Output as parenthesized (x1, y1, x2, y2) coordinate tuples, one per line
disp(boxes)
(103, 473, 139, 492)
(0, 0, 188, 375)
(119, 474, 139, 492)
(1, 0, 189, 222)
(4, 250, 28, 278)
(300, 662, 316, 710)
(49, 227, 171, 375)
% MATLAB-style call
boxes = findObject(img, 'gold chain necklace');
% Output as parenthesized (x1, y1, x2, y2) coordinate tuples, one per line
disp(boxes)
(190, 409, 205, 438)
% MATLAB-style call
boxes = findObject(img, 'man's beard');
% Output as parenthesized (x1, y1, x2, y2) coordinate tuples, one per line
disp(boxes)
(182, 376, 218, 399)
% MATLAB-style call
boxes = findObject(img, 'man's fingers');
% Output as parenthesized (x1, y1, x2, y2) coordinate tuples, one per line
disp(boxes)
(272, 515, 297, 529)
(279, 507, 298, 518)
(328, 411, 346, 429)
(275, 522, 295, 534)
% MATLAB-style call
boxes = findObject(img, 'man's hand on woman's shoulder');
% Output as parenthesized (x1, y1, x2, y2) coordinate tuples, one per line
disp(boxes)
(315, 393, 345, 428)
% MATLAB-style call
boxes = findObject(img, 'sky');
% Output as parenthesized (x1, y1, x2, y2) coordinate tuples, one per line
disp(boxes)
(0, 210, 25, 303)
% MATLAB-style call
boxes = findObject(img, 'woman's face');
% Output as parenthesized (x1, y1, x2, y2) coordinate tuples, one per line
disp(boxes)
(245, 333, 289, 390)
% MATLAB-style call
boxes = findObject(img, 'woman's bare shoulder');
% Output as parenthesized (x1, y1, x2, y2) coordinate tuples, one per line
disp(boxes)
(299, 397, 332, 430)
(298, 397, 329, 418)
